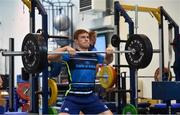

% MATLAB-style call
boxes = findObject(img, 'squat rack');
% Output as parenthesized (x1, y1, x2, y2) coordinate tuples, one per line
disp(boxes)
(22, 0, 49, 113)
(114, 1, 161, 110)
(21, 0, 74, 114)
(114, 1, 179, 113)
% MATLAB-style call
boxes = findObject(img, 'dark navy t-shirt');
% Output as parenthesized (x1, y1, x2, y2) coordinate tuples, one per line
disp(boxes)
(62, 51, 104, 94)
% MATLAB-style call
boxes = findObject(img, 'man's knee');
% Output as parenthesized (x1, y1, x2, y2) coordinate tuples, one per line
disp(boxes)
(99, 110, 113, 115)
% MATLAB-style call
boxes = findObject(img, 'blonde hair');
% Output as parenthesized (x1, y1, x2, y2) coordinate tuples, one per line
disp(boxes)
(89, 31, 96, 39)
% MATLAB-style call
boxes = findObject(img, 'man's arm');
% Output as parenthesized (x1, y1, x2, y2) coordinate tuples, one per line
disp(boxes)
(48, 46, 75, 62)
(104, 53, 113, 64)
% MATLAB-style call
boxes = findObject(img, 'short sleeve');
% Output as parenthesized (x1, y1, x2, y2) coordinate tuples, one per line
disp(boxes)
(97, 54, 104, 64)
(61, 54, 70, 61)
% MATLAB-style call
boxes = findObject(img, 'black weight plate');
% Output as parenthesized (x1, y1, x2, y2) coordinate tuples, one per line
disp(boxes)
(111, 34, 120, 47)
(22, 33, 47, 73)
(125, 34, 153, 69)
(143, 34, 153, 68)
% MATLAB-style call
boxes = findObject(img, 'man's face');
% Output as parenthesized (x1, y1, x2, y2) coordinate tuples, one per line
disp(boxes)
(75, 32, 90, 49)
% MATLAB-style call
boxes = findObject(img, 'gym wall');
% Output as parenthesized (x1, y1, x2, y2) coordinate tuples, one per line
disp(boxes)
(0, 0, 29, 76)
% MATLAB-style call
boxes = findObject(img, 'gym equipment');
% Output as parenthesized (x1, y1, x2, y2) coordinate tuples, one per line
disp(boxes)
(125, 34, 153, 69)
(111, 34, 121, 47)
(122, 104, 138, 114)
(21, 103, 30, 112)
(16, 82, 30, 101)
(21, 33, 47, 73)
(0, 106, 5, 114)
(98, 65, 116, 89)
(53, 15, 70, 31)
(150, 102, 180, 114)
(154, 67, 172, 81)
(152, 81, 180, 100)
(21, 0, 31, 11)
(171, 103, 180, 114)
(48, 62, 62, 77)
(21, 68, 30, 81)
(0, 49, 7, 52)
(48, 79, 58, 106)
(2, 33, 156, 73)
(48, 107, 58, 114)
(16, 79, 58, 106)
(149, 103, 168, 114)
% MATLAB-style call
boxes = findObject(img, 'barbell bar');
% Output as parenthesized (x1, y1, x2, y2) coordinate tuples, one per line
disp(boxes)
(1, 33, 156, 73)
(49, 49, 160, 54)
(2, 51, 26, 56)
(2, 50, 134, 56)
(2, 49, 160, 56)
(49, 50, 133, 54)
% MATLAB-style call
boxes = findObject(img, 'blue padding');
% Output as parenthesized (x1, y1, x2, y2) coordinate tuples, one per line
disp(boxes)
(16, 74, 26, 83)
(4, 112, 27, 115)
(154, 104, 167, 108)
(138, 102, 151, 108)
(171, 103, 180, 108)
(152, 81, 180, 100)
(0, 106, 5, 114)
(154, 103, 180, 109)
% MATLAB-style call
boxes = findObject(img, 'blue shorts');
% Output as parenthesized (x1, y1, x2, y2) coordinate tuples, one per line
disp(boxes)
(60, 93, 109, 114)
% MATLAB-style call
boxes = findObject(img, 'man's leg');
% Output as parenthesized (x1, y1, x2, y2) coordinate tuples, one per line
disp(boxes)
(99, 110, 113, 115)
(82, 94, 113, 114)
(60, 96, 81, 114)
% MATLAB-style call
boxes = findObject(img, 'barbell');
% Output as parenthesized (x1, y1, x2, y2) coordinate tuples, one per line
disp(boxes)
(2, 50, 133, 55)
(1, 33, 159, 73)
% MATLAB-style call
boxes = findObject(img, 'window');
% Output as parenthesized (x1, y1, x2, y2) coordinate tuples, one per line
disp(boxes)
(95, 34, 106, 53)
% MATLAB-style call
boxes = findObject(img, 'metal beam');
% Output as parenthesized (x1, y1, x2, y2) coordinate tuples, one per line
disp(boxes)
(122, 4, 161, 24)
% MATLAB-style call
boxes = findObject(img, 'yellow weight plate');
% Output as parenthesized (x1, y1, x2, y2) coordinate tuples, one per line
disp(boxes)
(48, 79, 58, 106)
(99, 65, 116, 89)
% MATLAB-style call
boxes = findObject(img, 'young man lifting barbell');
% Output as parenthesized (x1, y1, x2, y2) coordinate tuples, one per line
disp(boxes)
(48, 29, 113, 115)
